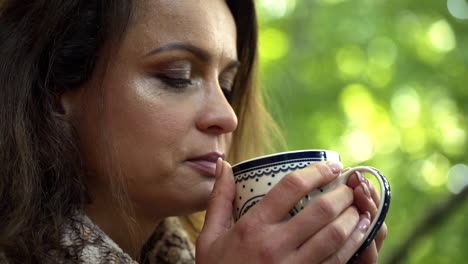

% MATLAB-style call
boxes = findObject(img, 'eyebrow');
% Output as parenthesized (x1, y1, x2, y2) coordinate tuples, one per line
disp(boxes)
(145, 42, 209, 60)
(145, 41, 240, 70)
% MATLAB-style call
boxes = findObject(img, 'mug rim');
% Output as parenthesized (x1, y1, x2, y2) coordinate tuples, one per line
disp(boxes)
(232, 149, 340, 174)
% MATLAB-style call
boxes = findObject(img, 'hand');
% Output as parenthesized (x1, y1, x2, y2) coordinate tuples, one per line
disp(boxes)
(347, 171, 388, 263)
(196, 160, 372, 264)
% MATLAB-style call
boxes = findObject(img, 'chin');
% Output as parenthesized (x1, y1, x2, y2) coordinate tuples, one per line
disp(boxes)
(189, 191, 212, 213)
(169, 200, 208, 217)
(176, 186, 213, 216)
(139, 178, 215, 217)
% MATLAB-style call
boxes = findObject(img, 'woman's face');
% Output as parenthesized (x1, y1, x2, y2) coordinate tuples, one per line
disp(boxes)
(69, 0, 239, 219)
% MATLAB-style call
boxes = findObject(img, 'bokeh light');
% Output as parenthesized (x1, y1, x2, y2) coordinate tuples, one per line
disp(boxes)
(373, 123, 400, 155)
(367, 37, 398, 68)
(395, 11, 423, 47)
(442, 129, 466, 155)
(258, 0, 296, 20)
(447, 0, 468, 19)
(431, 97, 460, 131)
(365, 66, 394, 88)
(340, 83, 376, 127)
(344, 130, 373, 162)
(317, 0, 349, 5)
(400, 126, 427, 155)
(447, 164, 468, 194)
(409, 153, 450, 192)
(259, 28, 289, 61)
(336, 45, 367, 79)
(365, 36, 397, 87)
(422, 153, 450, 189)
(428, 19, 456, 52)
(391, 86, 421, 128)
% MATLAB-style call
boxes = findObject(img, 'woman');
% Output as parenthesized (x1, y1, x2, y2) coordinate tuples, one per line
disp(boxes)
(0, 0, 387, 263)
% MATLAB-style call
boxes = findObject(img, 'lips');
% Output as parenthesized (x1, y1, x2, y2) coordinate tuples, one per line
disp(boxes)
(185, 152, 224, 177)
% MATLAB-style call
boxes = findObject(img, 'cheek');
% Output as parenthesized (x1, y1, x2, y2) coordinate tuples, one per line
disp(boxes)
(112, 102, 182, 145)
(103, 80, 195, 181)
(224, 134, 233, 153)
(107, 93, 188, 161)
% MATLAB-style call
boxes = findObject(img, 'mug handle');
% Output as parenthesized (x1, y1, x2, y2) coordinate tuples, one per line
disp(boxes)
(335, 166, 391, 263)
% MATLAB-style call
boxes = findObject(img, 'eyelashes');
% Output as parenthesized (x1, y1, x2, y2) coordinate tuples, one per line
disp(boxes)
(158, 75, 193, 89)
(156, 75, 234, 103)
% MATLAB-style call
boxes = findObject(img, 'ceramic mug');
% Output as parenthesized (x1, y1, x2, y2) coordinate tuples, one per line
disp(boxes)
(232, 150, 391, 263)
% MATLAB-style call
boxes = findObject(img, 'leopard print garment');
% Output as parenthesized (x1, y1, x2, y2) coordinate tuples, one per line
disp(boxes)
(57, 213, 195, 264)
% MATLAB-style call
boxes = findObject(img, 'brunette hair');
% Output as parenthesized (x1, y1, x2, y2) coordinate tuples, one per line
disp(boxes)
(227, 0, 283, 164)
(0, 0, 280, 262)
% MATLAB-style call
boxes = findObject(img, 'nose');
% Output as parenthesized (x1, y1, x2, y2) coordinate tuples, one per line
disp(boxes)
(196, 83, 238, 135)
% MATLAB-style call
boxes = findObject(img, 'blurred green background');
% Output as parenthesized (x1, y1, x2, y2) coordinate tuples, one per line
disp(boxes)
(256, 0, 468, 263)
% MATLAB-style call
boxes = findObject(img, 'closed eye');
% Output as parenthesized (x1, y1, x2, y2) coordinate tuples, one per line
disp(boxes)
(157, 75, 193, 89)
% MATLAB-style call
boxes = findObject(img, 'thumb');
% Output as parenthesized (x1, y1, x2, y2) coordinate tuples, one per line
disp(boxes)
(199, 158, 236, 246)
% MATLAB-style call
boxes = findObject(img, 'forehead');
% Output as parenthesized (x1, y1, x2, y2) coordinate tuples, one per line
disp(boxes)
(125, 0, 237, 60)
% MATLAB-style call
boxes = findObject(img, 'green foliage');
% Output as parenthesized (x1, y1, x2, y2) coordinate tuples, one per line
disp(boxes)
(256, 0, 468, 263)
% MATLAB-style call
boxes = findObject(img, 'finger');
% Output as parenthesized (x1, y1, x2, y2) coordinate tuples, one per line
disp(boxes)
(352, 240, 378, 264)
(366, 177, 381, 206)
(199, 159, 235, 247)
(321, 212, 372, 264)
(292, 206, 361, 263)
(346, 170, 362, 189)
(348, 171, 381, 207)
(250, 161, 343, 224)
(283, 184, 354, 247)
(353, 183, 378, 219)
(354, 185, 388, 256)
(375, 222, 387, 252)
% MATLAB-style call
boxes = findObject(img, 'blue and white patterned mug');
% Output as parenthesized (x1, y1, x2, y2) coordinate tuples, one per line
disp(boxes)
(232, 150, 391, 262)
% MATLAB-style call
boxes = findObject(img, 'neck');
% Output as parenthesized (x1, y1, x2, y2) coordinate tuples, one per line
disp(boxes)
(85, 199, 161, 260)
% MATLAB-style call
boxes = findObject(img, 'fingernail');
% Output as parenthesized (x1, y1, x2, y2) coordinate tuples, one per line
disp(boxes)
(358, 212, 371, 231)
(357, 171, 365, 183)
(365, 178, 372, 190)
(215, 157, 223, 178)
(327, 161, 344, 174)
(361, 182, 371, 197)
